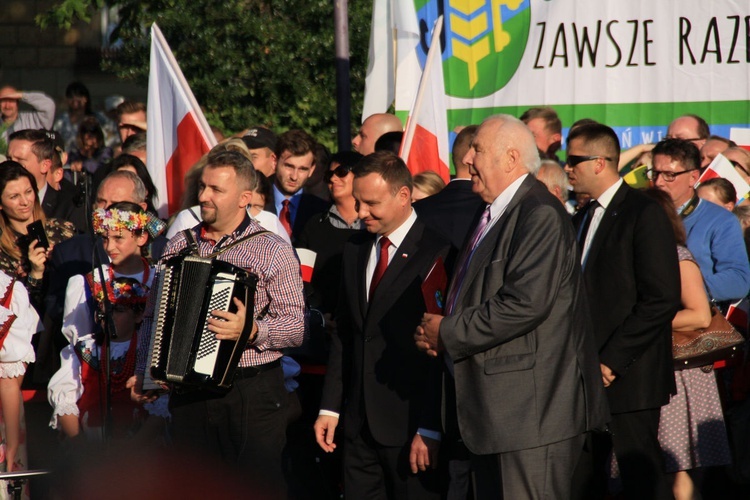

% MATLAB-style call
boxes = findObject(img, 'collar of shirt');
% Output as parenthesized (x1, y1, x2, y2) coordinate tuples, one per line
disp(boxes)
(595, 178, 623, 210)
(199, 211, 253, 246)
(328, 204, 362, 230)
(38, 182, 48, 204)
(366, 209, 417, 299)
(481, 173, 529, 239)
(375, 208, 417, 257)
(273, 184, 301, 216)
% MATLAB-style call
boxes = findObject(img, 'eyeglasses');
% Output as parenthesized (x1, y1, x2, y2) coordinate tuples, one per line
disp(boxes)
(565, 155, 613, 167)
(729, 159, 750, 177)
(645, 169, 695, 182)
(324, 165, 352, 183)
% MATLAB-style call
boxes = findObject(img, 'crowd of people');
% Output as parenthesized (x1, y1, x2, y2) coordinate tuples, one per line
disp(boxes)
(0, 80, 749, 500)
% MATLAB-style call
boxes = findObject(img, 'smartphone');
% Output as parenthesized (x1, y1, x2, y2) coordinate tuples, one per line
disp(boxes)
(26, 220, 49, 249)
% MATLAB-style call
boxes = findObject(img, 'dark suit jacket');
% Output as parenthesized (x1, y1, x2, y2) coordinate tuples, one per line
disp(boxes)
(320, 219, 451, 447)
(440, 176, 609, 455)
(42, 181, 87, 233)
(413, 179, 485, 251)
(574, 183, 680, 414)
(265, 182, 329, 242)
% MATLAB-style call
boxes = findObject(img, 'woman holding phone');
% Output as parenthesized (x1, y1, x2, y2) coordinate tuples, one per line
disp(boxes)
(0, 161, 74, 312)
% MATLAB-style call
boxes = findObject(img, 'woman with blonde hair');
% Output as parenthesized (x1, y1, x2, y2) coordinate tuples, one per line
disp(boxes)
(412, 170, 446, 202)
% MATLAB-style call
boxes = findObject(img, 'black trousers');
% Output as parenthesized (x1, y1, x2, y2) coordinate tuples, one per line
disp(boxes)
(343, 420, 442, 500)
(170, 365, 290, 497)
(572, 408, 672, 500)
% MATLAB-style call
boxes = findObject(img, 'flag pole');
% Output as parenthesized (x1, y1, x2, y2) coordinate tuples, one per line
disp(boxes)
(150, 23, 217, 148)
(399, 15, 443, 161)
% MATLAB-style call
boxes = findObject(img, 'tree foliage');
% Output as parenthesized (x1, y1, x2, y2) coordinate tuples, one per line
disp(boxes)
(38, 0, 372, 149)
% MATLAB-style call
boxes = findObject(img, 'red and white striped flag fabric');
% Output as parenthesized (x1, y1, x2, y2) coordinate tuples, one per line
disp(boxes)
(147, 23, 217, 218)
(400, 16, 449, 183)
(696, 152, 750, 203)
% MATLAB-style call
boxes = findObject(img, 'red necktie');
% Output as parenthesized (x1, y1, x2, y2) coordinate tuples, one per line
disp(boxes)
(369, 237, 392, 299)
(279, 199, 292, 236)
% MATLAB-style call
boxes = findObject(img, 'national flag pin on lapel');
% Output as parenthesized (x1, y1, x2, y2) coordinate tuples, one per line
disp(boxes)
(401, 253, 408, 258)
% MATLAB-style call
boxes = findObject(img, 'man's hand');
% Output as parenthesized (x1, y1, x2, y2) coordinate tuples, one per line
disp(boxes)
(409, 433, 439, 474)
(209, 297, 257, 342)
(314, 414, 339, 453)
(127, 374, 158, 404)
(600, 363, 617, 387)
(414, 313, 444, 357)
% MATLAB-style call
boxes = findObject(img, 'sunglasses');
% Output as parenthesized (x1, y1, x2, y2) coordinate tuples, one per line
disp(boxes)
(324, 165, 352, 183)
(565, 155, 613, 167)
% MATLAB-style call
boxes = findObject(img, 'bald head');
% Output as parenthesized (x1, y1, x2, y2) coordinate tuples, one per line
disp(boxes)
(463, 115, 540, 203)
(536, 160, 569, 206)
(353, 113, 403, 155)
(667, 115, 709, 149)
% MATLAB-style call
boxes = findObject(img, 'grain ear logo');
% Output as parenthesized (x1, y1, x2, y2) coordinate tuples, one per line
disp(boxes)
(418, 0, 531, 98)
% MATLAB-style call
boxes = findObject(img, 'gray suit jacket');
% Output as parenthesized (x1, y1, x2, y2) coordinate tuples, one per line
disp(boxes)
(440, 176, 608, 455)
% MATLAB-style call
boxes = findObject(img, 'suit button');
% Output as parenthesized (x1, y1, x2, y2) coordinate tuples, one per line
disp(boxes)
(364, 336, 373, 342)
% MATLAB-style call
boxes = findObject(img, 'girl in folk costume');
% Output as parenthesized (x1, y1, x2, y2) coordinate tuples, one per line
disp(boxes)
(0, 271, 39, 473)
(48, 203, 168, 439)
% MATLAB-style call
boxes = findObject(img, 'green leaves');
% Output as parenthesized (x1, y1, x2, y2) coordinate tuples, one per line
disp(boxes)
(37, 0, 371, 149)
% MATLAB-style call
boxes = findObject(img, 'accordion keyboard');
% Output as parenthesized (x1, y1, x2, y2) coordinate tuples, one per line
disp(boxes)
(149, 265, 173, 373)
(193, 272, 237, 376)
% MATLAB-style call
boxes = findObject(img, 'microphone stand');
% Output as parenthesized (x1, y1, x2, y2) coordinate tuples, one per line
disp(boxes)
(90, 235, 116, 445)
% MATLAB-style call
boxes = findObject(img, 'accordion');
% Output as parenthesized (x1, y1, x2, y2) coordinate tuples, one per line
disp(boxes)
(145, 255, 258, 394)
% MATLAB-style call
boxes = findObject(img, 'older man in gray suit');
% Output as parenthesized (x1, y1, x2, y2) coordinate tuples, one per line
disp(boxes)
(415, 115, 608, 499)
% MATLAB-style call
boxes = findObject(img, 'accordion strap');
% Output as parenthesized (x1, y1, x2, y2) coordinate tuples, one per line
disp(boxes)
(207, 230, 271, 259)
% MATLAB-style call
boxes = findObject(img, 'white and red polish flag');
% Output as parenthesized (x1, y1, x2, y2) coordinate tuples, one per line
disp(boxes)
(696, 153, 750, 204)
(147, 23, 217, 218)
(399, 16, 449, 183)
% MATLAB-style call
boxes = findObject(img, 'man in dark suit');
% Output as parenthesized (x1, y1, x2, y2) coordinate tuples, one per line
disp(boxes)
(565, 123, 681, 499)
(414, 125, 484, 251)
(7, 129, 86, 231)
(264, 129, 329, 242)
(415, 115, 608, 499)
(314, 151, 450, 499)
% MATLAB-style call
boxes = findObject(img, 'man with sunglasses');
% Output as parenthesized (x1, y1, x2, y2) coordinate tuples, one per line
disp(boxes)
(566, 123, 680, 500)
(652, 138, 750, 303)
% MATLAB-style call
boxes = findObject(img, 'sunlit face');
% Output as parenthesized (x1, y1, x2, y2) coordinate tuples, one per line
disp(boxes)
(7, 140, 48, 190)
(652, 153, 700, 207)
(352, 118, 377, 155)
(101, 227, 147, 267)
(700, 139, 729, 168)
(118, 110, 147, 143)
(667, 116, 706, 149)
(0, 177, 36, 224)
(525, 118, 559, 154)
(563, 138, 605, 196)
(327, 162, 354, 202)
(353, 173, 410, 236)
(463, 121, 513, 203)
(275, 151, 315, 196)
(198, 166, 252, 232)
(248, 148, 276, 177)
(95, 178, 140, 210)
